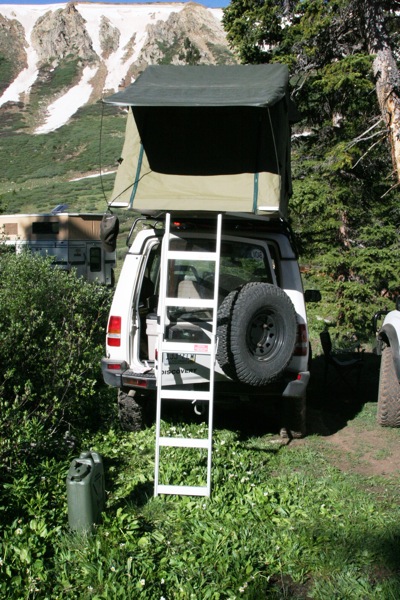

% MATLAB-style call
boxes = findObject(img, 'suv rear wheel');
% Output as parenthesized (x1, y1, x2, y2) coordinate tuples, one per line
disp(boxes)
(118, 389, 145, 431)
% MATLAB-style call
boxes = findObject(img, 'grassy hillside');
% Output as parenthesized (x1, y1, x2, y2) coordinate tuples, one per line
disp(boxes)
(0, 103, 125, 214)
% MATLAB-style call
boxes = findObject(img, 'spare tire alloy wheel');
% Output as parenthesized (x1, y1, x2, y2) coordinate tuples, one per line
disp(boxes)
(218, 282, 297, 386)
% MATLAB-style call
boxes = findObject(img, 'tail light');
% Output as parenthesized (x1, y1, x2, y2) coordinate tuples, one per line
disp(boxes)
(293, 324, 308, 356)
(107, 315, 121, 347)
(122, 376, 149, 388)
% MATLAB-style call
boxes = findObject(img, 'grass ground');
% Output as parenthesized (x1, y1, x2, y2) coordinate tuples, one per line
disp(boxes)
(4, 345, 400, 599)
(83, 369, 400, 599)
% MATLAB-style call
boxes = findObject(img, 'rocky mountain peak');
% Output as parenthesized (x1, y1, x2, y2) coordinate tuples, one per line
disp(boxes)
(140, 3, 235, 67)
(31, 2, 97, 66)
(0, 14, 27, 95)
(0, 3, 236, 132)
(99, 15, 120, 59)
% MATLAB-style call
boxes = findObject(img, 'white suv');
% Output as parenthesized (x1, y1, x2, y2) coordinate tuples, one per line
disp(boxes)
(101, 212, 319, 436)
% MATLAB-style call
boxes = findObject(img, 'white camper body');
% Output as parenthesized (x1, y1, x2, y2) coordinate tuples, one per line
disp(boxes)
(0, 213, 116, 286)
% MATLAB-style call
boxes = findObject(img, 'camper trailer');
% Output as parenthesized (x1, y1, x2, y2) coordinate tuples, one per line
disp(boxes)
(0, 213, 116, 286)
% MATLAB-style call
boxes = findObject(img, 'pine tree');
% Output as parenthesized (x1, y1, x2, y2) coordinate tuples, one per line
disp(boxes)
(223, 0, 400, 332)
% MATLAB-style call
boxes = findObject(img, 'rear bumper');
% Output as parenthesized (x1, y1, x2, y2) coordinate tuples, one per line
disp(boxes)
(102, 358, 310, 401)
(101, 358, 157, 390)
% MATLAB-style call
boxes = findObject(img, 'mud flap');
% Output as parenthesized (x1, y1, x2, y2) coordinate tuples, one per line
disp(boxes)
(280, 372, 310, 439)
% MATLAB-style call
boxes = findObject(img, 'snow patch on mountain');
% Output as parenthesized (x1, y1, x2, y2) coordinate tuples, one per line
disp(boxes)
(0, 3, 226, 134)
(78, 4, 181, 93)
(0, 4, 52, 107)
(34, 64, 97, 134)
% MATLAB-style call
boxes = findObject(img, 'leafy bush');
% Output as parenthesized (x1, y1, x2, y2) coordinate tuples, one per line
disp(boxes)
(0, 251, 117, 596)
(0, 252, 114, 470)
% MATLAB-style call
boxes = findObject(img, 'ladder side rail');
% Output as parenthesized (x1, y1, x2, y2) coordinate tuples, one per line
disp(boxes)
(212, 214, 223, 339)
(205, 213, 222, 495)
(157, 212, 171, 336)
(154, 212, 171, 496)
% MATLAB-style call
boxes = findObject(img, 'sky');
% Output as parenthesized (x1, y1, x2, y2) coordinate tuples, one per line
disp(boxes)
(0, 0, 230, 7)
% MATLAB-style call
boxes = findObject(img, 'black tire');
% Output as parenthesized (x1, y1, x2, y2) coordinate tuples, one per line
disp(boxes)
(218, 282, 297, 386)
(377, 346, 400, 427)
(216, 288, 241, 380)
(118, 389, 144, 432)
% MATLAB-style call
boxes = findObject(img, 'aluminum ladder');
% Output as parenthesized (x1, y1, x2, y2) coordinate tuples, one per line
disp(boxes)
(154, 212, 222, 497)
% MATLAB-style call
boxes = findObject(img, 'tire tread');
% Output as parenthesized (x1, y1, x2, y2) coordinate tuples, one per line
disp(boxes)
(377, 346, 400, 427)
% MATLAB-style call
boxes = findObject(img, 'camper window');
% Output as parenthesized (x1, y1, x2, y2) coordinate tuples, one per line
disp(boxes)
(32, 222, 60, 235)
(89, 247, 102, 272)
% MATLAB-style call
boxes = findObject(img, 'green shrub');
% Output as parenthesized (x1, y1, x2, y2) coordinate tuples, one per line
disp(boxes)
(0, 252, 114, 470)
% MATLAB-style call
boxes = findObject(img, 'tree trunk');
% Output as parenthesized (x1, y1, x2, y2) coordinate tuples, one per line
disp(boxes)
(373, 48, 400, 183)
(356, 0, 400, 183)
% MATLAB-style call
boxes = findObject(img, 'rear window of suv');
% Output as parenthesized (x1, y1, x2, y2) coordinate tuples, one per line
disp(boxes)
(168, 237, 274, 302)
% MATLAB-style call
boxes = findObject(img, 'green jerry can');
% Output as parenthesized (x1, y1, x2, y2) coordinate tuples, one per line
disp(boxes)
(66, 451, 105, 532)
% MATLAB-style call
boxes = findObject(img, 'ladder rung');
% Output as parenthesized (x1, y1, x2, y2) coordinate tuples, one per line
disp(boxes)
(159, 436, 209, 449)
(160, 390, 211, 401)
(160, 340, 213, 354)
(167, 250, 217, 262)
(165, 297, 215, 309)
(157, 484, 210, 497)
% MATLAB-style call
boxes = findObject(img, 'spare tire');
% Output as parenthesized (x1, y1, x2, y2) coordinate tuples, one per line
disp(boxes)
(216, 287, 241, 380)
(217, 282, 297, 386)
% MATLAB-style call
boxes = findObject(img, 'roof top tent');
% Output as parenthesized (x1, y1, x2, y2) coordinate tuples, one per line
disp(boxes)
(104, 64, 296, 218)
(0, 213, 116, 286)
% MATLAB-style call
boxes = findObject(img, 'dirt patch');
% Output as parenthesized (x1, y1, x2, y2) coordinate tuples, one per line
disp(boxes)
(295, 414, 400, 477)
(295, 351, 400, 479)
(324, 426, 400, 476)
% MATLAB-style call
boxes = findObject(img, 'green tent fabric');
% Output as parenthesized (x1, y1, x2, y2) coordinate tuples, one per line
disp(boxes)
(104, 64, 289, 107)
(104, 65, 294, 216)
